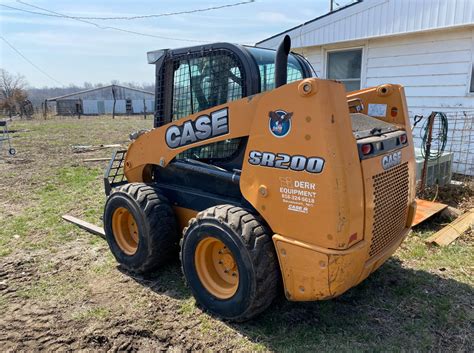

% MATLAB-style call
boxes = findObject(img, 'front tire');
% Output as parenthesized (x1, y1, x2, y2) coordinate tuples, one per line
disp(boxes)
(180, 205, 280, 321)
(104, 183, 178, 274)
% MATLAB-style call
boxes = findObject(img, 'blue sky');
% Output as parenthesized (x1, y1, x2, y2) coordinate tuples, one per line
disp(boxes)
(1, 0, 338, 88)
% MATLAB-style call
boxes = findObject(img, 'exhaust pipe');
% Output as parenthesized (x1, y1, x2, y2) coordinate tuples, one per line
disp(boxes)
(274, 35, 291, 88)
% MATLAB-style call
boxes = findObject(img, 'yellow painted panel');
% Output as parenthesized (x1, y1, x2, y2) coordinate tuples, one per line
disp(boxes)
(274, 238, 331, 301)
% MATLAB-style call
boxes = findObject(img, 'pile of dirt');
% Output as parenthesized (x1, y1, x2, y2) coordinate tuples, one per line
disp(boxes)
(417, 180, 474, 212)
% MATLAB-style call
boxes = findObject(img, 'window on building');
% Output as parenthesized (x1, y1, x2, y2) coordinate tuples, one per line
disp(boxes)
(327, 49, 362, 92)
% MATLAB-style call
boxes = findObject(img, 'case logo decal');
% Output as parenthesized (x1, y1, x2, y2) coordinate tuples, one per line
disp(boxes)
(382, 150, 402, 170)
(165, 108, 228, 149)
(269, 110, 292, 138)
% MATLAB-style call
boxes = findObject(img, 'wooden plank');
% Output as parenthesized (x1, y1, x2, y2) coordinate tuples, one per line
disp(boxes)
(83, 158, 110, 162)
(425, 208, 474, 246)
(412, 198, 448, 227)
(62, 215, 105, 239)
(72, 144, 121, 153)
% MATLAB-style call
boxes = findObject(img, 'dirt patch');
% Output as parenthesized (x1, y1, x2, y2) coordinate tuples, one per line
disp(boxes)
(418, 180, 474, 212)
(0, 246, 247, 351)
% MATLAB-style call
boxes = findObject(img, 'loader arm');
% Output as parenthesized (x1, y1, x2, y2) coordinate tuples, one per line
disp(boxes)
(123, 95, 259, 183)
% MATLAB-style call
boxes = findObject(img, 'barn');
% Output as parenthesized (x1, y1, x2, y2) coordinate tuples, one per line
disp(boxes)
(257, 0, 474, 116)
(47, 84, 154, 116)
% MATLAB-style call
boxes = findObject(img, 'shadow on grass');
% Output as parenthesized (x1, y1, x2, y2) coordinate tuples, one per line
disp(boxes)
(119, 258, 472, 351)
(232, 258, 473, 351)
(117, 259, 191, 300)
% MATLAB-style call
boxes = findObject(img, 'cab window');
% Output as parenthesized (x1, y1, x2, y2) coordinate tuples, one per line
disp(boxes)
(246, 47, 305, 92)
(172, 52, 244, 121)
(170, 50, 246, 162)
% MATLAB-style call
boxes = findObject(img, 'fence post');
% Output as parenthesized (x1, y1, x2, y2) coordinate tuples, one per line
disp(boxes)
(43, 99, 47, 120)
(112, 85, 116, 119)
(420, 112, 436, 193)
(77, 99, 81, 119)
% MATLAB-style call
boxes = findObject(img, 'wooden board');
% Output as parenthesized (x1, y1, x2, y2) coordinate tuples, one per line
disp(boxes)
(62, 215, 105, 239)
(412, 198, 448, 227)
(83, 158, 110, 162)
(425, 208, 474, 246)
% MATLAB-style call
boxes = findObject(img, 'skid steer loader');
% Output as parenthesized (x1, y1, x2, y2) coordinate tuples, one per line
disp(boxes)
(103, 36, 416, 321)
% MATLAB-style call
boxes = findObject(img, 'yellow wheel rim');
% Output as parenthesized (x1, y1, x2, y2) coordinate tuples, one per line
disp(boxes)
(112, 207, 139, 255)
(195, 237, 239, 299)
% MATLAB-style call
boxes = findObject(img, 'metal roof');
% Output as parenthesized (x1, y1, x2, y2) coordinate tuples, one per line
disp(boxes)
(47, 84, 154, 101)
(257, 0, 474, 49)
(256, 0, 362, 46)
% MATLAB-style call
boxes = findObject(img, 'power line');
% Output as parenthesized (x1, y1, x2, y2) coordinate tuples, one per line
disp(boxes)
(0, 35, 64, 86)
(4, 2, 211, 43)
(13, 0, 255, 20)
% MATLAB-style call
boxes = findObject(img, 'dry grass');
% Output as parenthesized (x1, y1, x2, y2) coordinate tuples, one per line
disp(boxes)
(0, 116, 472, 351)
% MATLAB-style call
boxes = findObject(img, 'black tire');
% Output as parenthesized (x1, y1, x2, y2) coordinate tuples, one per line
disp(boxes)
(8, 148, 16, 156)
(104, 183, 178, 274)
(180, 204, 280, 321)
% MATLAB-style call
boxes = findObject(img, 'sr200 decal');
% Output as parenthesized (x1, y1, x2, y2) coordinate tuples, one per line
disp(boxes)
(248, 151, 325, 173)
(165, 108, 228, 149)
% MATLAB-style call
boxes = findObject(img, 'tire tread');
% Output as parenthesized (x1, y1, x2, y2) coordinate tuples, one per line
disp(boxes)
(181, 204, 279, 321)
(110, 183, 178, 273)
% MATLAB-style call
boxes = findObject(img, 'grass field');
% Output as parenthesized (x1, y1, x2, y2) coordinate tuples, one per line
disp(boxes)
(0, 116, 472, 351)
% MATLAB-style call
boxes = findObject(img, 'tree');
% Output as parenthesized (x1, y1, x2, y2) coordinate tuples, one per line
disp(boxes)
(0, 69, 28, 118)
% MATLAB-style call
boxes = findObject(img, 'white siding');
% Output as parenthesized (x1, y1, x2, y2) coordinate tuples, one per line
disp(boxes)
(257, 0, 474, 49)
(145, 99, 154, 112)
(131, 99, 155, 113)
(294, 46, 324, 76)
(295, 28, 473, 116)
(104, 100, 126, 114)
(365, 28, 474, 116)
(132, 99, 145, 113)
(82, 100, 98, 114)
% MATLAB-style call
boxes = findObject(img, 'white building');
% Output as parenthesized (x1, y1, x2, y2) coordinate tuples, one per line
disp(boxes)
(257, 0, 474, 117)
(47, 84, 154, 116)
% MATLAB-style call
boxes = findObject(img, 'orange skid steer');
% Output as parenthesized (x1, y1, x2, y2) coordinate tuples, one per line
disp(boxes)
(103, 36, 416, 321)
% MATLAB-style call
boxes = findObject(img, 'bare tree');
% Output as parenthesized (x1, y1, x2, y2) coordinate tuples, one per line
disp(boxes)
(0, 69, 28, 118)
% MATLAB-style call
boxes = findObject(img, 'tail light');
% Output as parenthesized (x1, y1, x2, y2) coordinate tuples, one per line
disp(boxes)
(361, 143, 373, 155)
(391, 107, 398, 117)
(400, 134, 407, 144)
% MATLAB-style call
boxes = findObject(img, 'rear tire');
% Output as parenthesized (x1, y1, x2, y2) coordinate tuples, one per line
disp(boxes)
(180, 205, 280, 321)
(104, 183, 178, 274)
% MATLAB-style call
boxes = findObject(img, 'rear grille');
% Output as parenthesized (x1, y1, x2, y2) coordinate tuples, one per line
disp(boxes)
(369, 162, 409, 258)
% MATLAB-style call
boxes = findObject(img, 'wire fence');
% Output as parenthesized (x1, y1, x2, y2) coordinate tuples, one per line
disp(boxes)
(412, 110, 474, 183)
